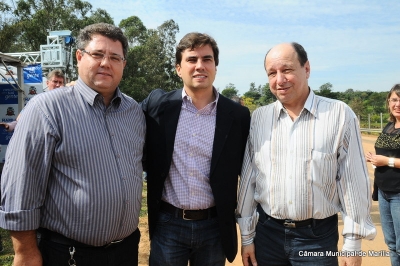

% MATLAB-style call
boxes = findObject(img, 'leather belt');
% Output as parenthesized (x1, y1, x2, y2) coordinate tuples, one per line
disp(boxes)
(257, 204, 338, 228)
(160, 201, 217, 221)
(38, 228, 128, 249)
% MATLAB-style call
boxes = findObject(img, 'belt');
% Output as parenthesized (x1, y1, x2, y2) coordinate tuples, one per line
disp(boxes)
(160, 201, 217, 221)
(38, 228, 128, 249)
(257, 205, 338, 228)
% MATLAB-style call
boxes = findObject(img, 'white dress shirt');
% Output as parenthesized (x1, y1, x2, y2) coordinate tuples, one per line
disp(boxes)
(236, 90, 376, 251)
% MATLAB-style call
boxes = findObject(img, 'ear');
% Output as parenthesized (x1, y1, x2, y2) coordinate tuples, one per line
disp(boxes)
(175, 64, 181, 77)
(304, 60, 310, 79)
(76, 50, 83, 65)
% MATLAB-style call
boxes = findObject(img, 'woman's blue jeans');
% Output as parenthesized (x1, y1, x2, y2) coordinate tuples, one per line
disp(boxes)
(379, 189, 400, 266)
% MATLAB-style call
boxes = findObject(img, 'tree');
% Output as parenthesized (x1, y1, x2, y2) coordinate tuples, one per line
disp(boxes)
(258, 83, 276, 106)
(0, 1, 21, 51)
(119, 17, 181, 101)
(221, 83, 238, 99)
(315, 82, 338, 99)
(349, 97, 366, 120)
(241, 96, 258, 113)
(243, 82, 261, 101)
(1, 0, 113, 53)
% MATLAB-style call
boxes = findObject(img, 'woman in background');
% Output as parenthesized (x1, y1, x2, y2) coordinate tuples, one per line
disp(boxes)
(366, 83, 400, 266)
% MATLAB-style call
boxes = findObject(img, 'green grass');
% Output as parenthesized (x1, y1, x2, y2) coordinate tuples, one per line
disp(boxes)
(0, 181, 149, 264)
(0, 229, 13, 266)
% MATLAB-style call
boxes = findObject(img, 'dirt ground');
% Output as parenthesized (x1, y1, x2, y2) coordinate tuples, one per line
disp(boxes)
(138, 134, 390, 266)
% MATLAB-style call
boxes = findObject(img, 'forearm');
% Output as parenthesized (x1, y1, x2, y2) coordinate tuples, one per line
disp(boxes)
(10, 230, 42, 266)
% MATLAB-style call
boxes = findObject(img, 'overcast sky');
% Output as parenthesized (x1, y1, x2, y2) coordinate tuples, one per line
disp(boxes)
(87, 0, 400, 95)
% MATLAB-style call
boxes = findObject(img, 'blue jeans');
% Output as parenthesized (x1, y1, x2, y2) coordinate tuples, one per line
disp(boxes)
(379, 189, 400, 266)
(255, 207, 338, 266)
(149, 211, 226, 266)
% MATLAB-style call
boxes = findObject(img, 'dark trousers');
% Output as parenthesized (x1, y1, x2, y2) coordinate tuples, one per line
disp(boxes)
(39, 229, 140, 266)
(255, 205, 339, 266)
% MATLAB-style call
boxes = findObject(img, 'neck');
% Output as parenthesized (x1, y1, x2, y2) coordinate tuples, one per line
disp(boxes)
(184, 86, 215, 110)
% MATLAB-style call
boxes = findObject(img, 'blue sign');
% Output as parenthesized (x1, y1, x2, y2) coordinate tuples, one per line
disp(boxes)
(0, 84, 18, 104)
(24, 64, 42, 84)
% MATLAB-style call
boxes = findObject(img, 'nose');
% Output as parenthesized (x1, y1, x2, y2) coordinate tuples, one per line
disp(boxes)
(276, 72, 287, 85)
(100, 55, 112, 66)
(195, 59, 205, 70)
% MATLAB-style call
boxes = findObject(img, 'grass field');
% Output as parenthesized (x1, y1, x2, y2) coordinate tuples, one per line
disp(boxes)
(0, 182, 148, 265)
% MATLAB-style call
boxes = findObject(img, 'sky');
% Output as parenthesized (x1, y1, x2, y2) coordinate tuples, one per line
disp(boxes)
(87, 0, 400, 95)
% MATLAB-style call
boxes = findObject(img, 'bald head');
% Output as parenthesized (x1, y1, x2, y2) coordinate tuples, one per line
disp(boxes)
(264, 42, 308, 71)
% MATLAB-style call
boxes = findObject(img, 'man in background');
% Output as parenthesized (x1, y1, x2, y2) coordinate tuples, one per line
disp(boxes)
(44, 69, 65, 91)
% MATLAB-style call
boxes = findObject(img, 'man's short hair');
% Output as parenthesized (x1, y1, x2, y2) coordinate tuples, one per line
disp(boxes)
(76, 23, 128, 58)
(175, 32, 219, 66)
(291, 42, 308, 67)
(47, 69, 65, 82)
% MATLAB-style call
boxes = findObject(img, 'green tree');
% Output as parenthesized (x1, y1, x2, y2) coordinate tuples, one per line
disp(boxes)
(243, 82, 261, 101)
(315, 82, 338, 99)
(221, 83, 238, 99)
(1, 0, 113, 53)
(119, 17, 181, 101)
(258, 83, 276, 106)
(0, 1, 21, 52)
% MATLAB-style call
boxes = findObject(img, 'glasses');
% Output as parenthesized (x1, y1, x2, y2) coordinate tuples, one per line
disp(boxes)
(389, 98, 400, 104)
(80, 50, 125, 64)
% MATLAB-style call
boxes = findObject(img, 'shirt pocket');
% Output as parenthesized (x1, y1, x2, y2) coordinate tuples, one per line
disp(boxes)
(310, 149, 337, 190)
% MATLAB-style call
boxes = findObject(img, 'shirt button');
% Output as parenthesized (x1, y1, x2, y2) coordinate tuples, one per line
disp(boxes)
(289, 200, 292, 204)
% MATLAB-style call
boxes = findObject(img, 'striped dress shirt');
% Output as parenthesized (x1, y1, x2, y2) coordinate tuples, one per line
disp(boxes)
(162, 89, 218, 209)
(237, 90, 376, 250)
(0, 78, 145, 246)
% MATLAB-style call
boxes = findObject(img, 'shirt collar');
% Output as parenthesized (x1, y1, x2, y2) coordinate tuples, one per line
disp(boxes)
(75, 77, 122, 107)
(181, 87, 219, 114)
(274, 87, 317, 119)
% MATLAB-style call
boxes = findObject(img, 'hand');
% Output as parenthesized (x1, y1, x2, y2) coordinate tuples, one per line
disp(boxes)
(340, 255, 362, 266)
(365, 153, 390, 167)
(0, 123, 9, 129)
(242, 243, 257, 266)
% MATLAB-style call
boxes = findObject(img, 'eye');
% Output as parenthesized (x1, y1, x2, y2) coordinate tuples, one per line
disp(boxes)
(283, 69, 292, 74)
(110, 55, 122, 62)
(91, 52, 104, 59)
(268, 72, 276, 77)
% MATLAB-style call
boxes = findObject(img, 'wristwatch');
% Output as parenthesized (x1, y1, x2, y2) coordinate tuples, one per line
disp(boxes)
(388, 157, 395, 167)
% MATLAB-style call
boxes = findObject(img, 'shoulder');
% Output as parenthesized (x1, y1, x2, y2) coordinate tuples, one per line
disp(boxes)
(314, 95, 355, 115)
(217, 94, 250, 115)
(141, 88, 182, 112)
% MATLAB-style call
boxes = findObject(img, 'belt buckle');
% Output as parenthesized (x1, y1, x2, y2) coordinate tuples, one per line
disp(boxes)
(183, 209, 194, 220)
(283, 220, 296, 228)
(104, 238, 123, 248)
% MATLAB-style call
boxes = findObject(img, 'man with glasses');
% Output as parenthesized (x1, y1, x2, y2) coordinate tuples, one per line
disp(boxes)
(0, 23, 145, 266)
